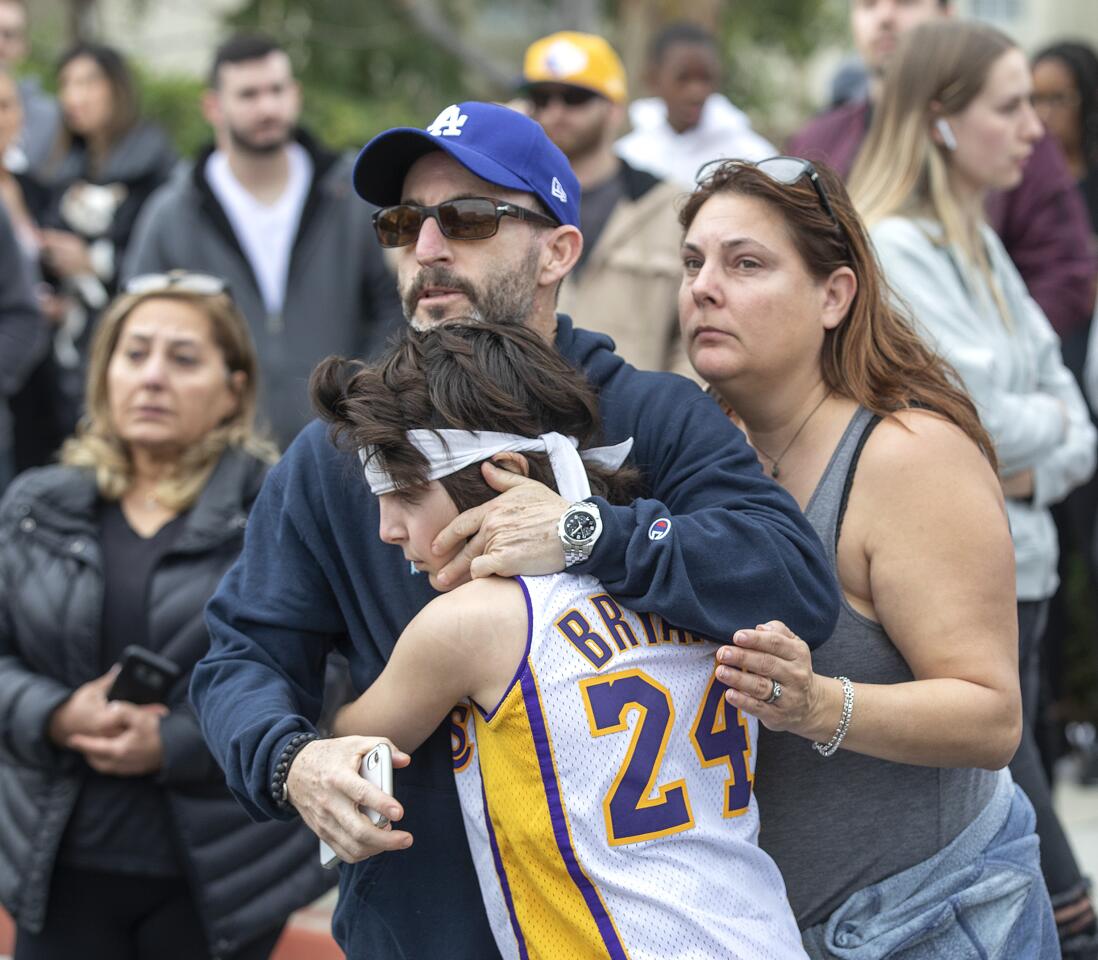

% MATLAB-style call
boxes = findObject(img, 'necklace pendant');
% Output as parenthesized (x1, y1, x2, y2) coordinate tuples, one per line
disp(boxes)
(770, 464, 780, 478)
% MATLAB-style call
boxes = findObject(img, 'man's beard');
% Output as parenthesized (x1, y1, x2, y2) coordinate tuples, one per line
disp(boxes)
(401, 244, 541, 331)
(556, 121, 606, 166)
(227, 121, 293, 156)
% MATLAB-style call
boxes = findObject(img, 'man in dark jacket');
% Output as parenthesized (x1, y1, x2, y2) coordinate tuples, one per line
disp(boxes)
(192, 101, 840, 960)
(122, 34, 403, 448)
(519, 30, 694, 378)
(789, 0, 1097, 343)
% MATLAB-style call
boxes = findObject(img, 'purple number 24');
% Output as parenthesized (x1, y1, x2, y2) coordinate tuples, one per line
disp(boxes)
(580, 669, 753, 846)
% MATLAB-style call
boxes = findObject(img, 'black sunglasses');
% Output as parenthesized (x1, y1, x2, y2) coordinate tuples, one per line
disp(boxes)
(373, 197, 560, 248)
(696, 155, 842, 230)
(124, 271, 230, 297)
(528, 86, 601, 110)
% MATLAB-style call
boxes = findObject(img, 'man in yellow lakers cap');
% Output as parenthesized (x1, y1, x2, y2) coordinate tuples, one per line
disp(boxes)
(520, 31, 698, 380)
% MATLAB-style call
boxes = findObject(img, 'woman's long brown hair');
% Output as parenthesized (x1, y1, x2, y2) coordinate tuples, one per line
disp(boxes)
(680, 159, 997, 470)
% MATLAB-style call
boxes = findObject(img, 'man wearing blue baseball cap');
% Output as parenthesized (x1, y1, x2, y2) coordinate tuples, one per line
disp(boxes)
(352, 100, 583, 337)
(192, 100, 839, 960)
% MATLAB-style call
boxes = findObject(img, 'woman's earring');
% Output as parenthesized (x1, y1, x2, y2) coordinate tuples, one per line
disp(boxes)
(935, 117, 958, 151)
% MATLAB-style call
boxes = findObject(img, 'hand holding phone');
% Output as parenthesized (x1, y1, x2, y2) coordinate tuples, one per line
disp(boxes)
(107, 646, 181, 705)
(320, 742, 394, 868)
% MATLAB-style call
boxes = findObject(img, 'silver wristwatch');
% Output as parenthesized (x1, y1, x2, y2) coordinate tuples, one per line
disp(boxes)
(558, 501, 603, 567)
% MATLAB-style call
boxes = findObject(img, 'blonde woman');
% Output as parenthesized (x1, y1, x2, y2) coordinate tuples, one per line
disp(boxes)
(0, 274, 331, 960)
(852, 20, 1098, 956)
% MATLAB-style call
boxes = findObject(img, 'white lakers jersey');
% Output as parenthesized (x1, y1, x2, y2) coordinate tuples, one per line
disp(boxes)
(451, 572, 806, 960)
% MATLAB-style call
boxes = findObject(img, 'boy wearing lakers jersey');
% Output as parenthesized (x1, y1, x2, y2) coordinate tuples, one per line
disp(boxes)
(314, 323, 807, 960)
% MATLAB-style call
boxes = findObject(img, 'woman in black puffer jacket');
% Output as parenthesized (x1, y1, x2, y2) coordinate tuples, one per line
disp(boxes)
(0, 275, 333, 960)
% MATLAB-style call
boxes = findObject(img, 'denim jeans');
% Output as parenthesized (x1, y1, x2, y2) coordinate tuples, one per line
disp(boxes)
(802, 770, 1059, 960)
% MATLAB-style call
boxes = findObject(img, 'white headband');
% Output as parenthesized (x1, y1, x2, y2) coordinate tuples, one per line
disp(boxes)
(361, 429, 634, 502)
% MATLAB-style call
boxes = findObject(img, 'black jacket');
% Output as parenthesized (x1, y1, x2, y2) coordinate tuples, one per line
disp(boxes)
(0, 448, 333, 956)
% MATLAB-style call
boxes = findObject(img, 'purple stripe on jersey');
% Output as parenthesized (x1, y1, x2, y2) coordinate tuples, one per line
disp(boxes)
(479, 772, 529, 960)
(520, 668, 628, 960)
(477, 577, 536, 723)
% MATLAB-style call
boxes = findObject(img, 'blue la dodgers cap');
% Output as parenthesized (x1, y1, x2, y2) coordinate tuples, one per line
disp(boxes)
(352, 101, 581, 229)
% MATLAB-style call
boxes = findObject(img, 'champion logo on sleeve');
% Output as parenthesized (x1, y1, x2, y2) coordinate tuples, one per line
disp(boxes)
(648, 518, 672, 541)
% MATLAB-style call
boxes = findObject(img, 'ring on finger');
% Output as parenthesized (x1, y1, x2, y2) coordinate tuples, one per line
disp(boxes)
(764, 679, 782, 705)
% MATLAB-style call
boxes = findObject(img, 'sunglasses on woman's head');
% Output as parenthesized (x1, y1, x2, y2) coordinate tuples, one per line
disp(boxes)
(124, 271, 230, 297)
(372, 197, 560, 248)
(696, 156, 842, 231)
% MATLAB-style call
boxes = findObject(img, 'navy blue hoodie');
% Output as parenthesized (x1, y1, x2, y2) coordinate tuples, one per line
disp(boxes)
(192, 316, 838, 959)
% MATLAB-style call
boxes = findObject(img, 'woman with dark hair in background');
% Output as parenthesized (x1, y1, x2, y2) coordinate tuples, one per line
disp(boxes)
(0, 275, 331, 960)
(38, 43, 176, 434)
(1033, 41, 1098, 234)
(853, 20, 1098, 957)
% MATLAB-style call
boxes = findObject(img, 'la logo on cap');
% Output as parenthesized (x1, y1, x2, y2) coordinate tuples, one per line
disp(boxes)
(551, 177, 568, 202)
(427, 105, 467, 138)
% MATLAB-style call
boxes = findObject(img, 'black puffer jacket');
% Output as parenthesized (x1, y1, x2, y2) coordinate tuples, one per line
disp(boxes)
(0, 449, 334, 956)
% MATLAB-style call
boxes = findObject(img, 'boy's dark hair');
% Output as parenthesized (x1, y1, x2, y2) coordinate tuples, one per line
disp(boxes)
(209, 33, 285, 88)
(311, 323, 645, 512)
(648, 21, 718, 66)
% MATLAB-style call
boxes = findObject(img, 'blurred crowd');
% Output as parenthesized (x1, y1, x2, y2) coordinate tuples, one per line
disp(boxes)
(1, 0, 1098, 957)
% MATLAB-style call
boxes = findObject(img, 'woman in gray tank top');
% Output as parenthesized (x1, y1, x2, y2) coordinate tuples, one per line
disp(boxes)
(677, 157, 1057, 958)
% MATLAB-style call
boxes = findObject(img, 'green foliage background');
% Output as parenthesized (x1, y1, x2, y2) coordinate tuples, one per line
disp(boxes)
(23, 0, 845, 156)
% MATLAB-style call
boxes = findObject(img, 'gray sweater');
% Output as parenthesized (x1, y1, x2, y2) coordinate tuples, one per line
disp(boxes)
(872, 215, 1096, 601)
(122, 132, 404, 448)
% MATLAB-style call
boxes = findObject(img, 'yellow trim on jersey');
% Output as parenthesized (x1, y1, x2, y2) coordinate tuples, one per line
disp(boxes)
(475, 667, 630, 959)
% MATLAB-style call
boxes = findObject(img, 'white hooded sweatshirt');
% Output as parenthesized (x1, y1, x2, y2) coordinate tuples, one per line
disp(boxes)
(615, 93, 776, 189)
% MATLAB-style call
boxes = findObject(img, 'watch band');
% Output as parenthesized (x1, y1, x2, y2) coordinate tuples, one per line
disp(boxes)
(563, 545, 591, 566)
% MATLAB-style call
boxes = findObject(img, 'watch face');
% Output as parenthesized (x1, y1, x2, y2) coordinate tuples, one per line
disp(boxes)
(564, 510, 597, 542)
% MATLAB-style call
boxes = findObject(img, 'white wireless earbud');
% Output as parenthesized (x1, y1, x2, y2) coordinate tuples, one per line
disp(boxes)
(935, 117, 958, 151)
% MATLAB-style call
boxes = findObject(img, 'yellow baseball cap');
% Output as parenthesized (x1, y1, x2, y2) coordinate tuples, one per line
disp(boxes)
(522, 32, 627, 105)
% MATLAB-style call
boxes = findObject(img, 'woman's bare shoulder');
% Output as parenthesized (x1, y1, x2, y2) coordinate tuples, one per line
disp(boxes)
(862, 409, 997, 480)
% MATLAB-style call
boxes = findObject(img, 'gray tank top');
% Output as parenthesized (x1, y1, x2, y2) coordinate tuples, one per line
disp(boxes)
(754, 406, 997, 930)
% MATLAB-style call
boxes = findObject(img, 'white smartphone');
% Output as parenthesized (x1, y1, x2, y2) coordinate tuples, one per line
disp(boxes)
(319, 742, 394, 869)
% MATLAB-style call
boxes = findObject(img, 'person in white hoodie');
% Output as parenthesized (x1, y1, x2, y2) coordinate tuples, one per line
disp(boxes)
(616, 21, 774, 189)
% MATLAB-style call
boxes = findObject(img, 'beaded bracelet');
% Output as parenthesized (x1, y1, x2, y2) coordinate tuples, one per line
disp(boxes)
(812, 676, 854, 758)
(271, 731, 321, 809)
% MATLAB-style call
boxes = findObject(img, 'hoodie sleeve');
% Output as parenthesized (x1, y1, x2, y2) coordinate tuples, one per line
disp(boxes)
(581, 374, 839, 650)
